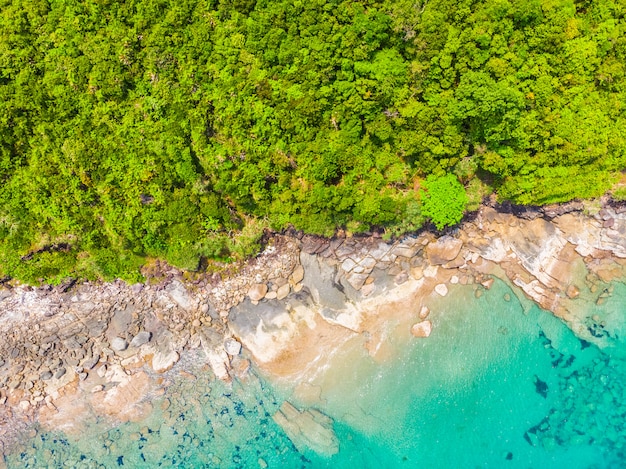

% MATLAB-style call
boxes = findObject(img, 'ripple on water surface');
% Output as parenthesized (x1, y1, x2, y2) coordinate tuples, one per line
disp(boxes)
(5, 280, 626, 468)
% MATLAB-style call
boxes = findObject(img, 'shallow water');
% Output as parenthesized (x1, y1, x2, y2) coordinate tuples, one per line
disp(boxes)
(5, 279, 626, 468)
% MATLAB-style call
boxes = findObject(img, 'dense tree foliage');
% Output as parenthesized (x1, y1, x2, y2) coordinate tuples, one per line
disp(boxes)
(1, 0, 625, 282)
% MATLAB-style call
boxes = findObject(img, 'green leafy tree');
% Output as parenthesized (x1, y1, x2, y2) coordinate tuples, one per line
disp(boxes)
(419, 174, 468, 230)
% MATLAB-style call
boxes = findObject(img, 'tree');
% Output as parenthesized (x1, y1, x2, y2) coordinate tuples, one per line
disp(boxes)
(419, 174, 468, 230)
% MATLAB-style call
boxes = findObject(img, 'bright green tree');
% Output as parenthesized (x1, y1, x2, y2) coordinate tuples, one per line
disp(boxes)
(419, 174, 468, 230)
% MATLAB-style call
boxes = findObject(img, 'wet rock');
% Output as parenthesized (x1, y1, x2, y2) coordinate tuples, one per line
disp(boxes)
(411, 320, 433, 338)
(247, 283, 268, 302)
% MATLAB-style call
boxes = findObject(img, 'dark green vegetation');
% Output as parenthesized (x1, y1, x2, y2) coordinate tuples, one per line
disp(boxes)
(1, 0, 625, 282)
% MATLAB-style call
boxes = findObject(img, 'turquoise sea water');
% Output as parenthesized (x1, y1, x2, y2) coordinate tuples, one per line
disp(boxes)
(6, 279, 626, 468)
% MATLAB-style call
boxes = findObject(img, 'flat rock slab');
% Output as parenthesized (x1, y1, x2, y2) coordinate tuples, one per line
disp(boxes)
(273, 401, 339, 457)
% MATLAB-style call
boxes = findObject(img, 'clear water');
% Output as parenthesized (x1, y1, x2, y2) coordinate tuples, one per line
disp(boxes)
(6, 280, 626, 468)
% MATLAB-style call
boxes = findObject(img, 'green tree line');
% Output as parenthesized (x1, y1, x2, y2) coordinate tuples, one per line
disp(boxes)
(1, 0, 625, 283)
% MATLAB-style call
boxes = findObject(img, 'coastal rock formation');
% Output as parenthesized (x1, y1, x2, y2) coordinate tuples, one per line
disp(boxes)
(272, 401, 339, 456)
(1, 201, 626, 455)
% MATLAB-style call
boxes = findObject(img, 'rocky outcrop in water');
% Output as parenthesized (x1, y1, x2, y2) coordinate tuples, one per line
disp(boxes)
(272, 401, 339, 456)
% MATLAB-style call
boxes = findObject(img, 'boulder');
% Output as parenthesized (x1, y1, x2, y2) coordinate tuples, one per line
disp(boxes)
(411, 320, 433, 338)
(248, 283, 268, 301)
(110, 337, 128, 352)
(276, 283, 290, 300)
(224, 337, 242, 356)
(434, 283, 449, 297)
(130, 331, 152, 348)
(151, 350, 179, 373)
(426, 236, 463, 265)
(165, 280, 193, 311)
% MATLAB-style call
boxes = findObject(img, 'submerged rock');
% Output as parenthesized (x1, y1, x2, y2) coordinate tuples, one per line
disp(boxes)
(272, 401, 339, 456)
(411, 320, 433, 338)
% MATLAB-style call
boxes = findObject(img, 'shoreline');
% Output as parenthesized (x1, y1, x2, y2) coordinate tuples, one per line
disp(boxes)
(1, 199, 626, 458)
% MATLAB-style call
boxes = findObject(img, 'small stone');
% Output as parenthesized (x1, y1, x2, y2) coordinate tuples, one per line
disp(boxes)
(40, 371, 53, 381)
(248, 283, 268, 301)
(481, 278, 495, 290)
(475, 288, 483, 298)
(450, 275, 459, 284)
(434, 284, 448, 297)
(53, 367, 66, 379)
(258, 458, 268, 469)
(130, 331, 151, 348)
(110, 337, 128, 352)
(265, 291, 277, 300)
(504, 293, 511, 302)
(419, 306, 430, 319)
(91, 384, 104, 393)
(411, 320, 433, 338)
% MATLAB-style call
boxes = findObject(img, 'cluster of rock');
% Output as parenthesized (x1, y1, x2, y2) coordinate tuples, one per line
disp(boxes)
(525, 350, 626, 453)
(0, 199, 625, 458)
(0, 237, 301, 452)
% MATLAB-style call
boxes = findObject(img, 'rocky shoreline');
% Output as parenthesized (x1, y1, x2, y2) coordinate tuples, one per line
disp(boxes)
(1, 200, 626, 460)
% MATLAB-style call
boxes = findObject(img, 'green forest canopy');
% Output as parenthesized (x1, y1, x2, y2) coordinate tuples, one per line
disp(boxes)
(1, 0, 625, 283)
